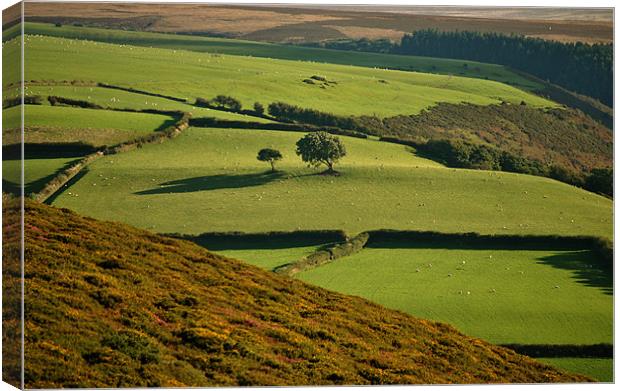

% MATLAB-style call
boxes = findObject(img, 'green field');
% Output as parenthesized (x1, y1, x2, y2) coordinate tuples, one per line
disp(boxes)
(17, 22, 542, 90)
(21, 105, 171, 132)
(49, 127, 612, 239)
(3, 35, 557, 119)
(296, 246, 612, 345)
(21, 85, 275, 123)
(216, 245, 321, 271)
(538, 358, 613, 382)
(2, 157, 80, 194)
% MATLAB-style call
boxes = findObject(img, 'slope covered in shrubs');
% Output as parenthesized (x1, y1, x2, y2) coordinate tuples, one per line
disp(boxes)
(2, 197, 590, 387)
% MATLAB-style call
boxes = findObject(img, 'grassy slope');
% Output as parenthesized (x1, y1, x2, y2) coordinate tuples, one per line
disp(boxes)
(0, 198, 589, 387)
(215, 246, 321, 271)
(538, 358, 613, 382)
(9, 35, 555, 118)
(20, 85, 275, 123)
(50, 127, 612, 239)
(296, 247, 613, 345)
(2, 158, 79, 195)
(3, 105, 171, 135)
(21, 22, 541, 90)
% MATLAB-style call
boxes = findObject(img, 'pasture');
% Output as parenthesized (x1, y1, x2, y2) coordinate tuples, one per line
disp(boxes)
(20, 22, 542, 90)
(49, 127, 612, 239)
(297, 246, 612, 345)
(22, 85, 275, 123)
(2, 157, 79, 194)
(7, 35, 556, 119)
(3, 105, 172, 144)
(538, 358, 613, 382)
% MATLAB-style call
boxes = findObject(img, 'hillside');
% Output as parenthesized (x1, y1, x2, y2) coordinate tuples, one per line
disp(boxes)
(1, 197, 589, 387)
(50, 127, 613, 239)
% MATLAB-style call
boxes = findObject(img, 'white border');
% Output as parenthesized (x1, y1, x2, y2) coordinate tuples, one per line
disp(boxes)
(0, 1, 616, 391)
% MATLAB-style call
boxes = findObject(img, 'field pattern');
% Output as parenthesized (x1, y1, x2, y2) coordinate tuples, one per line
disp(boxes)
(10, 35, 556, 119)
(20, 22, 542, 90)
(1, 21, 613, 385)
(49, 127, 612, 239)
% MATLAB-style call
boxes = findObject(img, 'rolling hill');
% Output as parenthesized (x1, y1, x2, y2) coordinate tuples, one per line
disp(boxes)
(1, 196, 590, 387)
(49, 127, 613, 239)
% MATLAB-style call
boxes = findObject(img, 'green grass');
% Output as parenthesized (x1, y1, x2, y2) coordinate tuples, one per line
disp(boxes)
(49, 127, 612, 239)
(2, 105, 173, 147)
(2, 157, 79, 194)
(538, 358, 613, 382)
(21, 22, 542, 90)
(215, 246, 320, 271)
(22, 85, 275, 123)
(297, 246, 612, 346)
(7, 35, 556, 119)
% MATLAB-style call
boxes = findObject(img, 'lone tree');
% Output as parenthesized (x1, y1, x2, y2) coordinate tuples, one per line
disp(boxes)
(257, 148, 283, 172)
(295, 131, 346, 174)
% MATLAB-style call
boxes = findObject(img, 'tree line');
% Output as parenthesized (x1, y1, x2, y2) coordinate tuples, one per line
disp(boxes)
(304, 30, 613, 107)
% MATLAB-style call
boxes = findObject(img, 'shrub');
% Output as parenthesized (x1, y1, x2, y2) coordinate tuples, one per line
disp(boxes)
(211, 95, 242, 112)
(253, 102, 265, 115)
(102, 330, 160, 364)
(585, 168, 613, 197)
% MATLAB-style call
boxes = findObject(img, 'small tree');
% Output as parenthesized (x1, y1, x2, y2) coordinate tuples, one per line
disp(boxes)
(253, 102, 265, 115)
(257, 148, 283, 172)
(211, 95, 242, 112)
(295, 131, 346, 174)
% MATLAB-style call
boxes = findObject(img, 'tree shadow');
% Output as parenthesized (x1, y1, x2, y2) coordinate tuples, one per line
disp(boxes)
(536, 251, 613, 295)
(134, 171, 286, 195)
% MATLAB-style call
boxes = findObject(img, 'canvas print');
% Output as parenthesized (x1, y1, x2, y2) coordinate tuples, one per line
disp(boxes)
(1, 0, 614, 387)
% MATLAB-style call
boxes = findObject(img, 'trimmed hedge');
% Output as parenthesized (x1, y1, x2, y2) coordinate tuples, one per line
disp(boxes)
(48, 95, 103, 109)
(500, 343, 613, 358)
(98, 83, 188, 103)
(275, 232, 369, 276)
(32, 151, 104, 203)
(3, 95, 43, 109)
(30, 106, 191, 203)
(189, 117, 368, 139)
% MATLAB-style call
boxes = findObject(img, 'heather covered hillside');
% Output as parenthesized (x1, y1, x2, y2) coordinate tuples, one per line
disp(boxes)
(1, 198, 589, 387)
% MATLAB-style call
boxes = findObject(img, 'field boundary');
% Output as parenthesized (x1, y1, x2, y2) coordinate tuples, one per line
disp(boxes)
(28, 106, 191, 203)
(500, 343, 613, 359)
(273, 232, 369, 276)
(169, 229, 612, 275)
